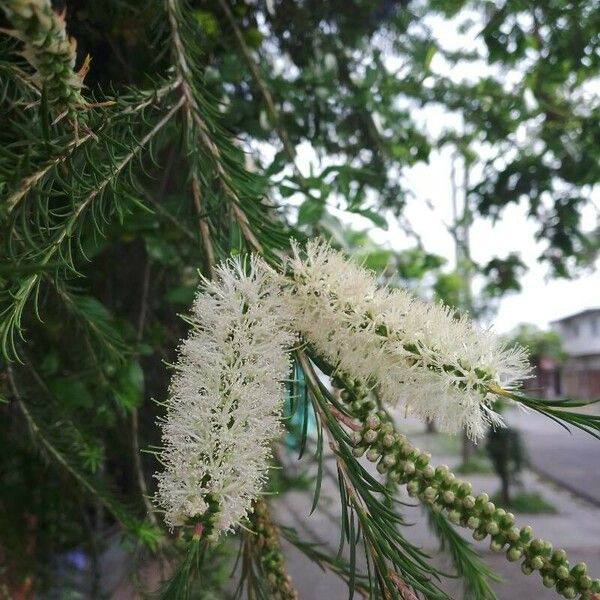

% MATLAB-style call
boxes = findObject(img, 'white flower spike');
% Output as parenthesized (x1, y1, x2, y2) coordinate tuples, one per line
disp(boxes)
(155, 257, 293, 536)
(286, 241, 530, 440)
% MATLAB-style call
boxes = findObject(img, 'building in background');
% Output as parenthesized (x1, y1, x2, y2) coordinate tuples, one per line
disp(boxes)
(551, 308, 600, 400)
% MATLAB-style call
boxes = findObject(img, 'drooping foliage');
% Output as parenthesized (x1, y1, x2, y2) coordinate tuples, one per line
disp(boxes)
(0, 0, 598, 598)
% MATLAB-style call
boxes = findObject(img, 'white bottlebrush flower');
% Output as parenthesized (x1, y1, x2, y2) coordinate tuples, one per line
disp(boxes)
(154, 257, 293, 536)
(286, 240, 530, 440)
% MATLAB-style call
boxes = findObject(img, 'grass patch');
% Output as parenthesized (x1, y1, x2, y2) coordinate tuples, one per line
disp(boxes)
(491, 490, 557, 514)
(454, 455, 494, 475)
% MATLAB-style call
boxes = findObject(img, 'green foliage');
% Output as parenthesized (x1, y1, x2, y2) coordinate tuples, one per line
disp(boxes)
(0, 0, 598, 597)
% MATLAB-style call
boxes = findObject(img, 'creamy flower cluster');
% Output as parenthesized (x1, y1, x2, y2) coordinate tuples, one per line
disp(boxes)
(155, 258, 293, 535)
(286, 241, 530, 440)
(156, 242, 529, 535)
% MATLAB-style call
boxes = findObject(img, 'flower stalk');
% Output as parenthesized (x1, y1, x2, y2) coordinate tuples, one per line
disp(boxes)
(334, 368, 600, 600)
(248, 499, 298, 600)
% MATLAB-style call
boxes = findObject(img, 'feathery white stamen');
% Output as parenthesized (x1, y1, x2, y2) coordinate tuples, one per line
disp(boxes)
(154, 257, 293, 536)
(286, 241, 530, 440)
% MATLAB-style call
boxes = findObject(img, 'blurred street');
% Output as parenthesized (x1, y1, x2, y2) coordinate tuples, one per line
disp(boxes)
(508, 407, 600, 506)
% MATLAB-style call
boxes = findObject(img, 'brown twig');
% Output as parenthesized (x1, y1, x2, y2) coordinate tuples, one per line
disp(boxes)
(192, 172, 216, 277)
(131, 256, 158, 527)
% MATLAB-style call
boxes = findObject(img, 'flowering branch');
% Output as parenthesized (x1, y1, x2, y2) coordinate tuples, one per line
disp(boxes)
(246, 499, 298, 600)
(323, 359, 600, 600)
(287, 241, 530, 440)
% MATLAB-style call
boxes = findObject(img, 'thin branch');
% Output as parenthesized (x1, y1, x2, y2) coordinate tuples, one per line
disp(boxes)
(166, 0, 263, 253)
(131, 256, 158, 527)
(192, 172, 216, 277)
(2, 96, 184, 358)
(215, 0, 299, 170)
(5, 78, 180, 214)
(6, 365, 135, 532)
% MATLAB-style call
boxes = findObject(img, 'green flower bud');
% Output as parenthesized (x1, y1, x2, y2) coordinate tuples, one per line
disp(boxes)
(458, 482, 472, 497)
(483, 501, 496, 515)
(552, 549, 567, 564)
(366, 414, 380, 430)
(442, 490, 455, 504)
(520, 526, 533, 543)
(467, 516, 480, 530)
(556, 565, 570, 580)
(443, 471, 456, 485)
(472, 530, 486, 541)
(366, 448, 379, 462)
(507, 527, 520, 542)
(591, 579, 600, 593)
(383, 453, 397, 467)
(363, 429, 378, 444)
(571, 562, 587, 577)
(388, 470, 401, 483)
(542, 575, 556, 588)
(579, 575, 592, 590)
(423, 487, 437, 502)
(530, 538, 545, 553)
(476, 492, 489, 505)
(415, 452, 431, 468)
(402, 460, 416, 475)
(530, 556, 544, 571)
(463, 495, 476, 509)
(406, 481, 420, 497)
(349, 431, 362, 446)
(352, 446, 366, 457)
(381, 422, 394, 435)
(507, 547, 522, 562)
(382, 433, 395, 448)
(448, 510, 461, 524)
(376, 461, 388, 474)
(402, 443, 415, 456)
(435, 465, 449, 478)
(500, 512, 515, 528)
(490, 539, 503, 552)
(486, 522, 499, 536)
(521, 561, 533, 575)
(422, 465, 435, 479)
(560, 586, 576, 599)
(351, 401, 363, 413)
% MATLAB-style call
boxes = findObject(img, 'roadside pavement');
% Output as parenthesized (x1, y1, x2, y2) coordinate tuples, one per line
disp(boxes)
(507, 406, 600, 506)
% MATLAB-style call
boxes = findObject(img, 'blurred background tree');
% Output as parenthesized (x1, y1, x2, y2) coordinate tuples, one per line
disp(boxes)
(0, 0, 598, 596)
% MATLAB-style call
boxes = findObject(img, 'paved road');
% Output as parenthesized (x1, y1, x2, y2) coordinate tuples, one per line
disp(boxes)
(508, 406, 600, 506)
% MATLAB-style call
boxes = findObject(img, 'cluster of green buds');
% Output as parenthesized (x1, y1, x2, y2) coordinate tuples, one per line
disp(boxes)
(333, 373, 374, 420)
(2, 0, 86, 110)
(250, 499, 298, 600)
(348, 410, 600, 599)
